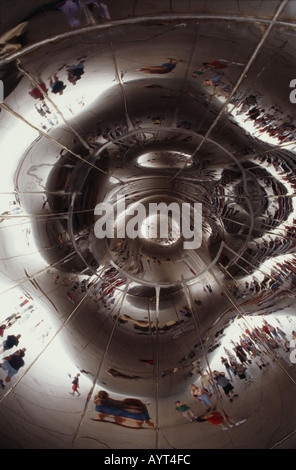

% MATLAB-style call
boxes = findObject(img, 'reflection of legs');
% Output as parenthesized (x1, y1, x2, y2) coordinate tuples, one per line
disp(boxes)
(49, 74, 59, 87)
(182, 410, 197, 421)
(145, 419, 155, 430)
(0, 361, 15, 389)
(92, 412, 106, 421)
(199, 395, 213, 410)
(227, 389, 239, 402)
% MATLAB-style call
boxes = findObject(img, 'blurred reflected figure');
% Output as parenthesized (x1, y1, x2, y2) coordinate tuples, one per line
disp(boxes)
(70, 373, 81, 396)
(0, 348, 26, 389)
(137, 58, 182, 74)
(197, 410, 246, 431)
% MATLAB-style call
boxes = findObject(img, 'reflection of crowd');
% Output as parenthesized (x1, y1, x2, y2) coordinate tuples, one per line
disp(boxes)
(183, 315, 293, 430)
(49, 266, 127, 310)
(227, 253, 296, 301)
(235, 96, 296, 144)
(221, 318, 291, 372)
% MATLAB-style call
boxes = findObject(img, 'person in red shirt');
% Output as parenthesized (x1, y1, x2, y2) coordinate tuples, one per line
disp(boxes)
(262, 321, 273, 338)
(0, 324, 7, 337)
(196, 409, 246, 430)
(29, 75, 48, 100)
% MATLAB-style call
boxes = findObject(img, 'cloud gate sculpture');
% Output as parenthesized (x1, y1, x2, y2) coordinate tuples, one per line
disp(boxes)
(1, 0, 296, 450)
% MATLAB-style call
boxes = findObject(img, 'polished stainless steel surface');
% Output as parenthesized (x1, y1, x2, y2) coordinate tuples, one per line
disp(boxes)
(0, 0, 296, 449)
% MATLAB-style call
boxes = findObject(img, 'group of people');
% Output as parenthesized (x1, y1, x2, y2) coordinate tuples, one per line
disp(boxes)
(220, 319, 292, 378)
(227, 251, 296, 310)
(175, 369, 244, 430)
(235, 96, 296, 145)
(174, 316, 292, 430)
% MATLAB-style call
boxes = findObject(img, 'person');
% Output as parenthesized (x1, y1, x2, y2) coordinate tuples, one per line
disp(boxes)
(1, 334, 21, 353)
(200, 372, 213, 393)
(93, 391, 154, 429)
(175, 400, 197, 422)
(196, 409, 246, 430)
(221, 356, 235, 380)
(191, 384, 214, 411)
(70, 373, 81, 396)
(65, 58, 86, 85)
(67, 292, 75, 304)
(49, 74, 67, 95)
(213, 371, 238, 402)
(0, 348, 26, 388)
(232, 362, 254, 384)
(262, 321, 273, 338)
(136, 58, 182, 74)
(29, 75, 48, 100)
(276, 326, 287, 341)
(0, 325, 7, 337)
(234, 344, 249, 365)
(192, 59, 244, 76)
(252, 350, 267, 370)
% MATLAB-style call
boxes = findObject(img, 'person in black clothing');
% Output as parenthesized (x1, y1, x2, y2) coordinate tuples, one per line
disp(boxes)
(233, 344, 249, 365)
(1, 334, 21, 353)
(0, 348, 26, 388)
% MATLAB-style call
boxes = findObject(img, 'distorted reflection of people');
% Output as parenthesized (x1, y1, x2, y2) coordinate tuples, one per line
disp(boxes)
(0, 348, 26, 389)
(92, 391, 155, 429)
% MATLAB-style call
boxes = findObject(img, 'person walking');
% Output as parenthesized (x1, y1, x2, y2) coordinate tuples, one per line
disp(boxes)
(70, 373, 81, 396)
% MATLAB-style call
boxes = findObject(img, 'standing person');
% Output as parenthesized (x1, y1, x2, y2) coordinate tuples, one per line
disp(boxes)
(29, 75, 48, 100)
(200, 372, 213, 393)
(0, 348, 26, 389)
(65, 58, 86, 85)
(213, 371, 238, 402)
(234, 344, 249, 365)
(191, 384, 214, 411)
(175, 400, 197, 422)
(70, 373, 81, 396)
(221, 356, 235, 380)
(252, 349, 267, 370)
(232, 362, 254, 384)
(262, 321, 273, 339)
(276, 326, 287, 341)
(49, 74, 66, 95)
(1, 334, 21, 354)
(223, 347, 236, 363)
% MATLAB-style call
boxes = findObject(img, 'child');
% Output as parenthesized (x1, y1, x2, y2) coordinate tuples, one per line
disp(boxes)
(70, 373, 81, 396)
(175, 400, 197, 422)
